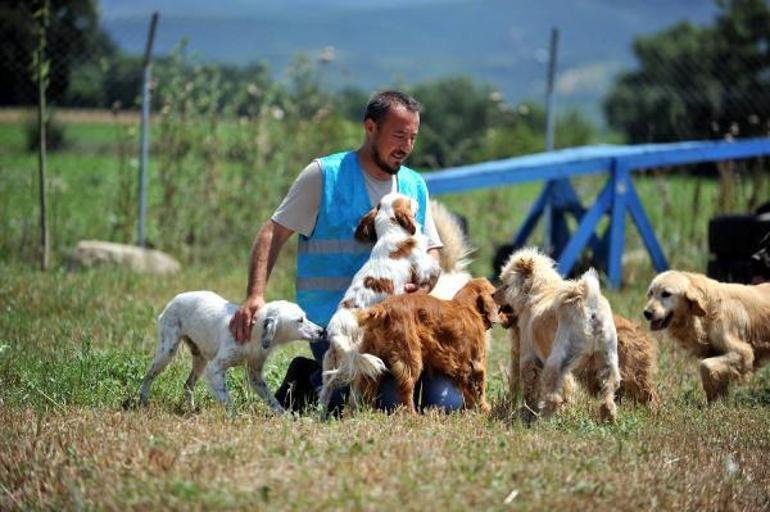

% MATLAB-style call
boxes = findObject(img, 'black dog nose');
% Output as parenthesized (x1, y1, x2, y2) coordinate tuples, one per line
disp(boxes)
(643, 310, 652, 320)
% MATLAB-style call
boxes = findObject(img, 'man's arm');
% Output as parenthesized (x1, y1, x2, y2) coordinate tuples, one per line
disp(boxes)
(229, 219, 295, 342)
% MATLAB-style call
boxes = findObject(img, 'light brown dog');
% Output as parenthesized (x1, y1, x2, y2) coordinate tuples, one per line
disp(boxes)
(494, 248, 622, 422)
(351, 278, 500, 413)
(499, 296, 659, 420)
(573, 314, 660, 408)
(501, 312, 659, 409)
(644, 270, 770, 402)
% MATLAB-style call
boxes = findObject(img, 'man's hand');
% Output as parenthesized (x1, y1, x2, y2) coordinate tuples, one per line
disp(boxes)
(229, 295, 266, 343)
(404, 282, 432, 294)
(404, 248, 441, 294)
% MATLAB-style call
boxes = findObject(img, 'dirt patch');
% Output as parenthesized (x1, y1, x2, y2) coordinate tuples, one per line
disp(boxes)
(0, 108, 140, 125)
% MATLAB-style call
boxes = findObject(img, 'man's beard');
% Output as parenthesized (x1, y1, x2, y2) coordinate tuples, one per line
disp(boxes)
(372, 146, 400, 175)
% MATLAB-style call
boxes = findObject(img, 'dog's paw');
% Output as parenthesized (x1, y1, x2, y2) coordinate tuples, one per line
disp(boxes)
(599, 402, 618, 422)
(518, 403, 539, 426)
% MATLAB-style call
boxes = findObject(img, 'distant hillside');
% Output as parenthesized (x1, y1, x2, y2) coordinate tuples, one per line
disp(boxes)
(99, 0, 717, 122)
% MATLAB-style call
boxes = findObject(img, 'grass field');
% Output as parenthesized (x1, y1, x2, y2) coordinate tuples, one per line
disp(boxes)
(1, 115, 769, 510)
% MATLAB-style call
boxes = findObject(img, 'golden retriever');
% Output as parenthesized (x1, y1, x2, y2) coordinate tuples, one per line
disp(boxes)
(644, 270, 770, 401)
(494, 248, 621, 422)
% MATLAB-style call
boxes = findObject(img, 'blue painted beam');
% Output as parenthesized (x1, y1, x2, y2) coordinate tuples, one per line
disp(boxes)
(511, 182, 551, 247)
(423, 138, 770, 196)
(424, 155, 614, 195)
(550, 180, 603, 256)
(607, 164, 630, 287)
(556, 181, 613, 276)
(620, 138, 770, 170)
(625, 179, 668, 272)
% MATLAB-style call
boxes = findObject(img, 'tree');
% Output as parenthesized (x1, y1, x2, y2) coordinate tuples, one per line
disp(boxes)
(409, 76, 505, 169)
(604, 0, 770, 143)
(0, 0, 116, 105)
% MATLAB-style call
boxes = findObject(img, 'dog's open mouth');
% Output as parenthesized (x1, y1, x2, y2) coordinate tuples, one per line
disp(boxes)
(650, 312, 672, 331)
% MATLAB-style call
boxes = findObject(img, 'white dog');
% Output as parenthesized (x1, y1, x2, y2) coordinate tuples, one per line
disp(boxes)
(494, 248, 621, 421)
(138, 291, 323, 413)
(319, 192, 441, 408)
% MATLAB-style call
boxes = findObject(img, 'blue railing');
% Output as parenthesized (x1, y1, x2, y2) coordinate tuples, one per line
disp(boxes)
(422, 138, 770, 287)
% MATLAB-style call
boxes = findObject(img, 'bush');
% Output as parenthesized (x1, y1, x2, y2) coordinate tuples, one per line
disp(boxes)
(25, 115, 68, 152)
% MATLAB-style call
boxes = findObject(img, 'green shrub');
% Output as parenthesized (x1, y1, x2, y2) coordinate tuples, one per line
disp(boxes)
(25, 114, 68, 152)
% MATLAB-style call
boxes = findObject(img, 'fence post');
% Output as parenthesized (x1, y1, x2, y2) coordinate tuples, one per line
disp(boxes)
(607, 161, 629, 288)
(543, 27, 559, 254)
(34, 1, 50, 271)
(137, 12, 159, 248)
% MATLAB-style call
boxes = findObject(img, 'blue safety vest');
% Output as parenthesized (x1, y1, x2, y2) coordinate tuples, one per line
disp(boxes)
(296, 151, 427, 362)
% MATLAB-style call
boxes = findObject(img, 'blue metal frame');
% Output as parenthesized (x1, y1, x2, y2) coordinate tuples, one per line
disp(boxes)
(422, 138, 770, 288)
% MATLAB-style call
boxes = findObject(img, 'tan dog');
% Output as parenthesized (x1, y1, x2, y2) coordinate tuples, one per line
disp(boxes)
(500, 312, 659, 412)
(644, 270, 770, 401)
(574, 315, 659, 408)
(349, 278, 499, 414)
(494, 248, 621, 422)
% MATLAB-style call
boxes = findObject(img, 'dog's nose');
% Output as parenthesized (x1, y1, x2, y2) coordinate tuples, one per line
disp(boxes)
(643, 309, 652, 321)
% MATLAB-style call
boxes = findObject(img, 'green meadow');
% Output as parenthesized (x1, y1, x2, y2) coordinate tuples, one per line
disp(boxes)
(1, 114, 768, 510)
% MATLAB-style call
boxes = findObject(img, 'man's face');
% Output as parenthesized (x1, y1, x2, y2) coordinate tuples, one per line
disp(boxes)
(366, 105, 420, 175)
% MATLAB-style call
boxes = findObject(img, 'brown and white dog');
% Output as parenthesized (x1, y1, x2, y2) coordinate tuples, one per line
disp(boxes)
(494, 248, 621, 422)
(332, 278, 499, 414)
(644, 270, 770, 402)
(319, 192, 441, 408)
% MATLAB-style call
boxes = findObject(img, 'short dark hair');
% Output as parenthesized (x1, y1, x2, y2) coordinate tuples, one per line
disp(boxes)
(363, 90, 422, 125)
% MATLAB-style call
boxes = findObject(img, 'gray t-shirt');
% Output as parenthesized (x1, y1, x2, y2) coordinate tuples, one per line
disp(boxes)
(272, 160, 443, 249)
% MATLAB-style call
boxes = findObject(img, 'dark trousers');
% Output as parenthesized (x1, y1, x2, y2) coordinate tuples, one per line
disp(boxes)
(275, 356, 465, 413)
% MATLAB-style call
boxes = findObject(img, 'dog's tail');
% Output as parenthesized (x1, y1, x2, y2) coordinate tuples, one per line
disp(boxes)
(580, 267, 603, 309)
(430, 200, 474, 274)
(555, 268, 611, 338)
(430, 200, 475, 299)
(324, 309, 387, 384)
(554, 267, 601, 305)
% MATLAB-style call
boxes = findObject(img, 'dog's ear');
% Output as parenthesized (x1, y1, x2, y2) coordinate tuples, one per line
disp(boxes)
(261, 315, 277, 349)
(684, 287, 707, 317)
(355, 207, 378, 242)
(513, 257, 535, 277)
(393, 198, 417, 235)
(476, 291, 500, 328)
(409, 197, 419, 215)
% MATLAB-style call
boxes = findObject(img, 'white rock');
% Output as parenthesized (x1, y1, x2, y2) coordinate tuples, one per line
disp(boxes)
(69, 240, 180, 275)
